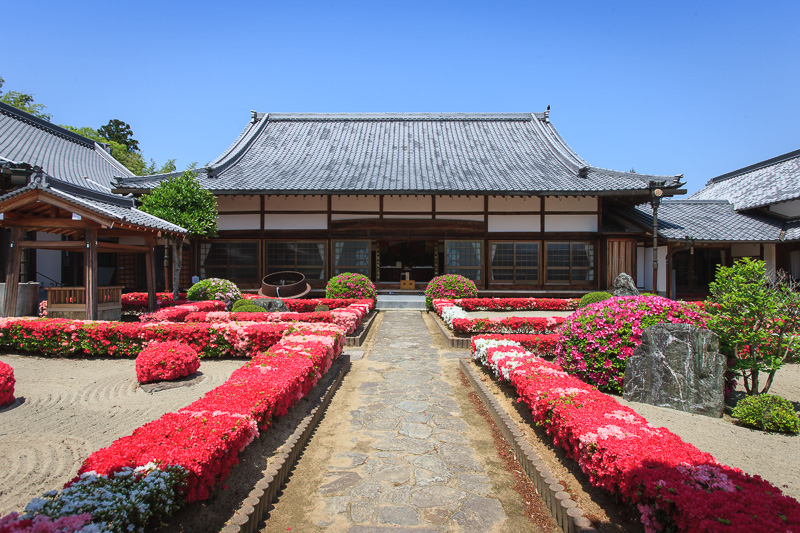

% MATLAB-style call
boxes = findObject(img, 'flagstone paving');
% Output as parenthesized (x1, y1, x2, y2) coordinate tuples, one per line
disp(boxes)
(262, 311, 535, 532)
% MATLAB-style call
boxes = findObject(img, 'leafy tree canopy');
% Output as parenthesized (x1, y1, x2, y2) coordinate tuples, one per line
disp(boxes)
(138, 170, 217, 238)
(0, 76, 51, 121)
(98, 119, 139, 152)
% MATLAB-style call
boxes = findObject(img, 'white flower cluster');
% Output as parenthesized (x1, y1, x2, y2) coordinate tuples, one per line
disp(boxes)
(440, 304, 469, 328)
(23, 463, 187, 533)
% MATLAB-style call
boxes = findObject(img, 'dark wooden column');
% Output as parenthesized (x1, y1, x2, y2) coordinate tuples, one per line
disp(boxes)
(3, 228, 24, 317)
(84, 228, 98, 320)
(145, 239, 157, 313)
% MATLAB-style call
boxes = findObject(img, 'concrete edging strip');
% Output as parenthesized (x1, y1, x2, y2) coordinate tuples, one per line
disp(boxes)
(220, 353, 351, 533)
(430, 311, 471, 348)
(459, 358, 597, 533)
(346, 310, 377, 346)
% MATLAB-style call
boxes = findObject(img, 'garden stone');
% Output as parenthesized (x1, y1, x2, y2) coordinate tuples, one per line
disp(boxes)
(612, 272, 640, 296)
(251, 298, 289, 312)
(624, 323, 725, 417)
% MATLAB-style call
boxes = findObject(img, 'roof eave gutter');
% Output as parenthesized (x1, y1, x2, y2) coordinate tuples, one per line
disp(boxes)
(113, 187, 685, 197)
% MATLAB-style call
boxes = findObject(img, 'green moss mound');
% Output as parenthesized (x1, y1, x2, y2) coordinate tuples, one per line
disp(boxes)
(578, 291, 612, 308)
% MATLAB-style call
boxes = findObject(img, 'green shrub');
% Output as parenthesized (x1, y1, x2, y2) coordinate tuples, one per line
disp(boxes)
(186, 278, 241, 309)
(424, 274, 478, 310)
(231, 299, 253, 312)
(314, 304, 330, 312)
(326, 273, 376, 300)
(578, 291, 612, 308)
(731, 394, 799, 434)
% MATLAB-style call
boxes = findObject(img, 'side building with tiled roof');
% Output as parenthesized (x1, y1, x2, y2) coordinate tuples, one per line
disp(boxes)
(615, 149, 800, 299)
(0, 102, 186, 310)
(114, 110, 684, 296)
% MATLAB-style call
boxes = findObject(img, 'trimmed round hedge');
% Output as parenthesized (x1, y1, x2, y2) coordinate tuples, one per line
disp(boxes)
(555, 295, 707, 393)
(424, 274, 478, 310)
(186, 278, 241, 309)
(136, 341, 201, 384)
(578, 291, 612, 308)
(326, 273, 376, 300)
(0, 361, 15, 407)
(732, 394, 799, 434)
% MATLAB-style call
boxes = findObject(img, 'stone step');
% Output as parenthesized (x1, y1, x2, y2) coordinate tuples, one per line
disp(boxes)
(375, 294, 426, 310)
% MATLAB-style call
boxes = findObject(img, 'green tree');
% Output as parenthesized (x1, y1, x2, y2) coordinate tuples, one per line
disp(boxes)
(138, 171, 218, 299)
(98, 119, 140, 152)
(61, 125, 176, 176)
(0, 76, 51, 121)
(706, 258, 800, 395)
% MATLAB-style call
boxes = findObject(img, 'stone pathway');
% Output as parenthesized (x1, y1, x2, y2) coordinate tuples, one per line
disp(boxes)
(266, 311, 514, 532)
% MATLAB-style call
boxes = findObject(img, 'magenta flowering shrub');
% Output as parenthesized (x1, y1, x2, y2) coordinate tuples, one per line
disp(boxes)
(555, 296, 707, 393)
(325, 273, 376, 301)
(0, 361, 14, 407)
(424, 275, 478, 310)
(135, 341, 200, 384)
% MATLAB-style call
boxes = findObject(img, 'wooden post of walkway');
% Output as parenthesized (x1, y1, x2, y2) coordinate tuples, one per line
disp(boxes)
(3, 228, 24, 317)
(84, 228, 98, 320)
(145, 238, 157, 313)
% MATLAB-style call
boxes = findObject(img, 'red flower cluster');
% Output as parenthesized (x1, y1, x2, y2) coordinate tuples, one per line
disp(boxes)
(471, 334, 800, 531)
(0, 360, 14, 407)
(78, 322, 345, 503)
(456, 298, 578, 311)
(135, 341, 201, 384)
(452, 316, 565, 335)
(121, 292, 188, 310)
(139, 301, 226, 323)
(471, 334, 559, 358)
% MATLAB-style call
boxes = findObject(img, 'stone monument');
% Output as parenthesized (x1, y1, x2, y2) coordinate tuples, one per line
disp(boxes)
(624, 323, 726, 418)
(612, 272, 640, 296)
(252, 298, 290, 313)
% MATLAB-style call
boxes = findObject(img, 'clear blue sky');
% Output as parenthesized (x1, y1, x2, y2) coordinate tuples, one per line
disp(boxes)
(3, 0, 798, 194)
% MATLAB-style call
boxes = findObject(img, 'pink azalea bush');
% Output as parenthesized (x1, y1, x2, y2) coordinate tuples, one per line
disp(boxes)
(135, 341, 200, 384)
(325, 273, 376, 301)
(424, 275, 478, 310)
(555, 296, 707, 393)
(0, 361, 15, 407)
(0, 512, 94, 532)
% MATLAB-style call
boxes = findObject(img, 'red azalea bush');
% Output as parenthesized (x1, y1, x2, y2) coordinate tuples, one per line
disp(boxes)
(457, 298, 578, 311)
(122, 292, 188, 311)
(0, 512, 94, 532)
(555, 296, 708, 393)
(135, 342, 200, 384)
(0, 361, 15, 407)
(471, 334, 559, 358)
(424, 275, 478, 310)
(452, 316, 565, 335)
(139, 301, 226, 323)
(325, 273, 376, 300)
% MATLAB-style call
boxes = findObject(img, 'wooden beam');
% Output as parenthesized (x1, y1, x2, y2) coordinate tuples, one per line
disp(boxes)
(0, 217, 101, 229)
(145, 239, 157, 313)
(97, 243, 151, 253)
(3, 228, 23, 317)
(85, 228, 98, 320)
(16, 240, 86, 250)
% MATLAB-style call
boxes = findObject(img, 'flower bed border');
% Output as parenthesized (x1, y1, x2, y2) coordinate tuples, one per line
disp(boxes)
(460, 359, 596, 533)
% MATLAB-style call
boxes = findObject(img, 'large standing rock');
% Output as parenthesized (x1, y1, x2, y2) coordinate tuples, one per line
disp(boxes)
(612, 273, 640, 296)
(252, 298, 290, 312)
(624, 323, 726, 418)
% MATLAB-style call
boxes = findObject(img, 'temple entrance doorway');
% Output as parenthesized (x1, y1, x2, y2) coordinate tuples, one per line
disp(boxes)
(377, 240, 437, 284)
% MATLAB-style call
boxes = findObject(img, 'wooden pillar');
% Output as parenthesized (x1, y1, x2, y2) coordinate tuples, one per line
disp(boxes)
(3, 228, 24, 317)
(145, 239, 157, 313)
(84, 228, 98, 320)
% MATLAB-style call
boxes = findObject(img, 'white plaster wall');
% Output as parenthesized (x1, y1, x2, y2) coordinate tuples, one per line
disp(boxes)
(641, 246, 667, 294)
(383, 195, 432, 212)
(264, 214, 327, 230)
(265, 195, 327, 211)
(36, 232, 61, 287)
(217, 195, 260, 212)
(436, 214, 485, 222)
(332, 195, 380, 211)
(488, 215, 541, 232)
(488, 196, 540, 211)
(769, 199, 800, 218)
(436, 196, 484, 212)
(331, 213, 380, 221)
(636, 246, 645, 288)
(219, 214, 262, 230)
(764, 243, 776, 279)
(545, 196, 598, 212)
(731, 243, 761, 257)
(544, 214, 598, 232)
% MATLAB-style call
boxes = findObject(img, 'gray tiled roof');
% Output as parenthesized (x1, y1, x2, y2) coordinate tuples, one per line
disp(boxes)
(114, 112, 682, 195)
(0, 176, 186, 234)
(625, 200, 784, 242)
(691, 149, 800, 211)
(784, 220, 800, 241)
(0, 102, 133, 193)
